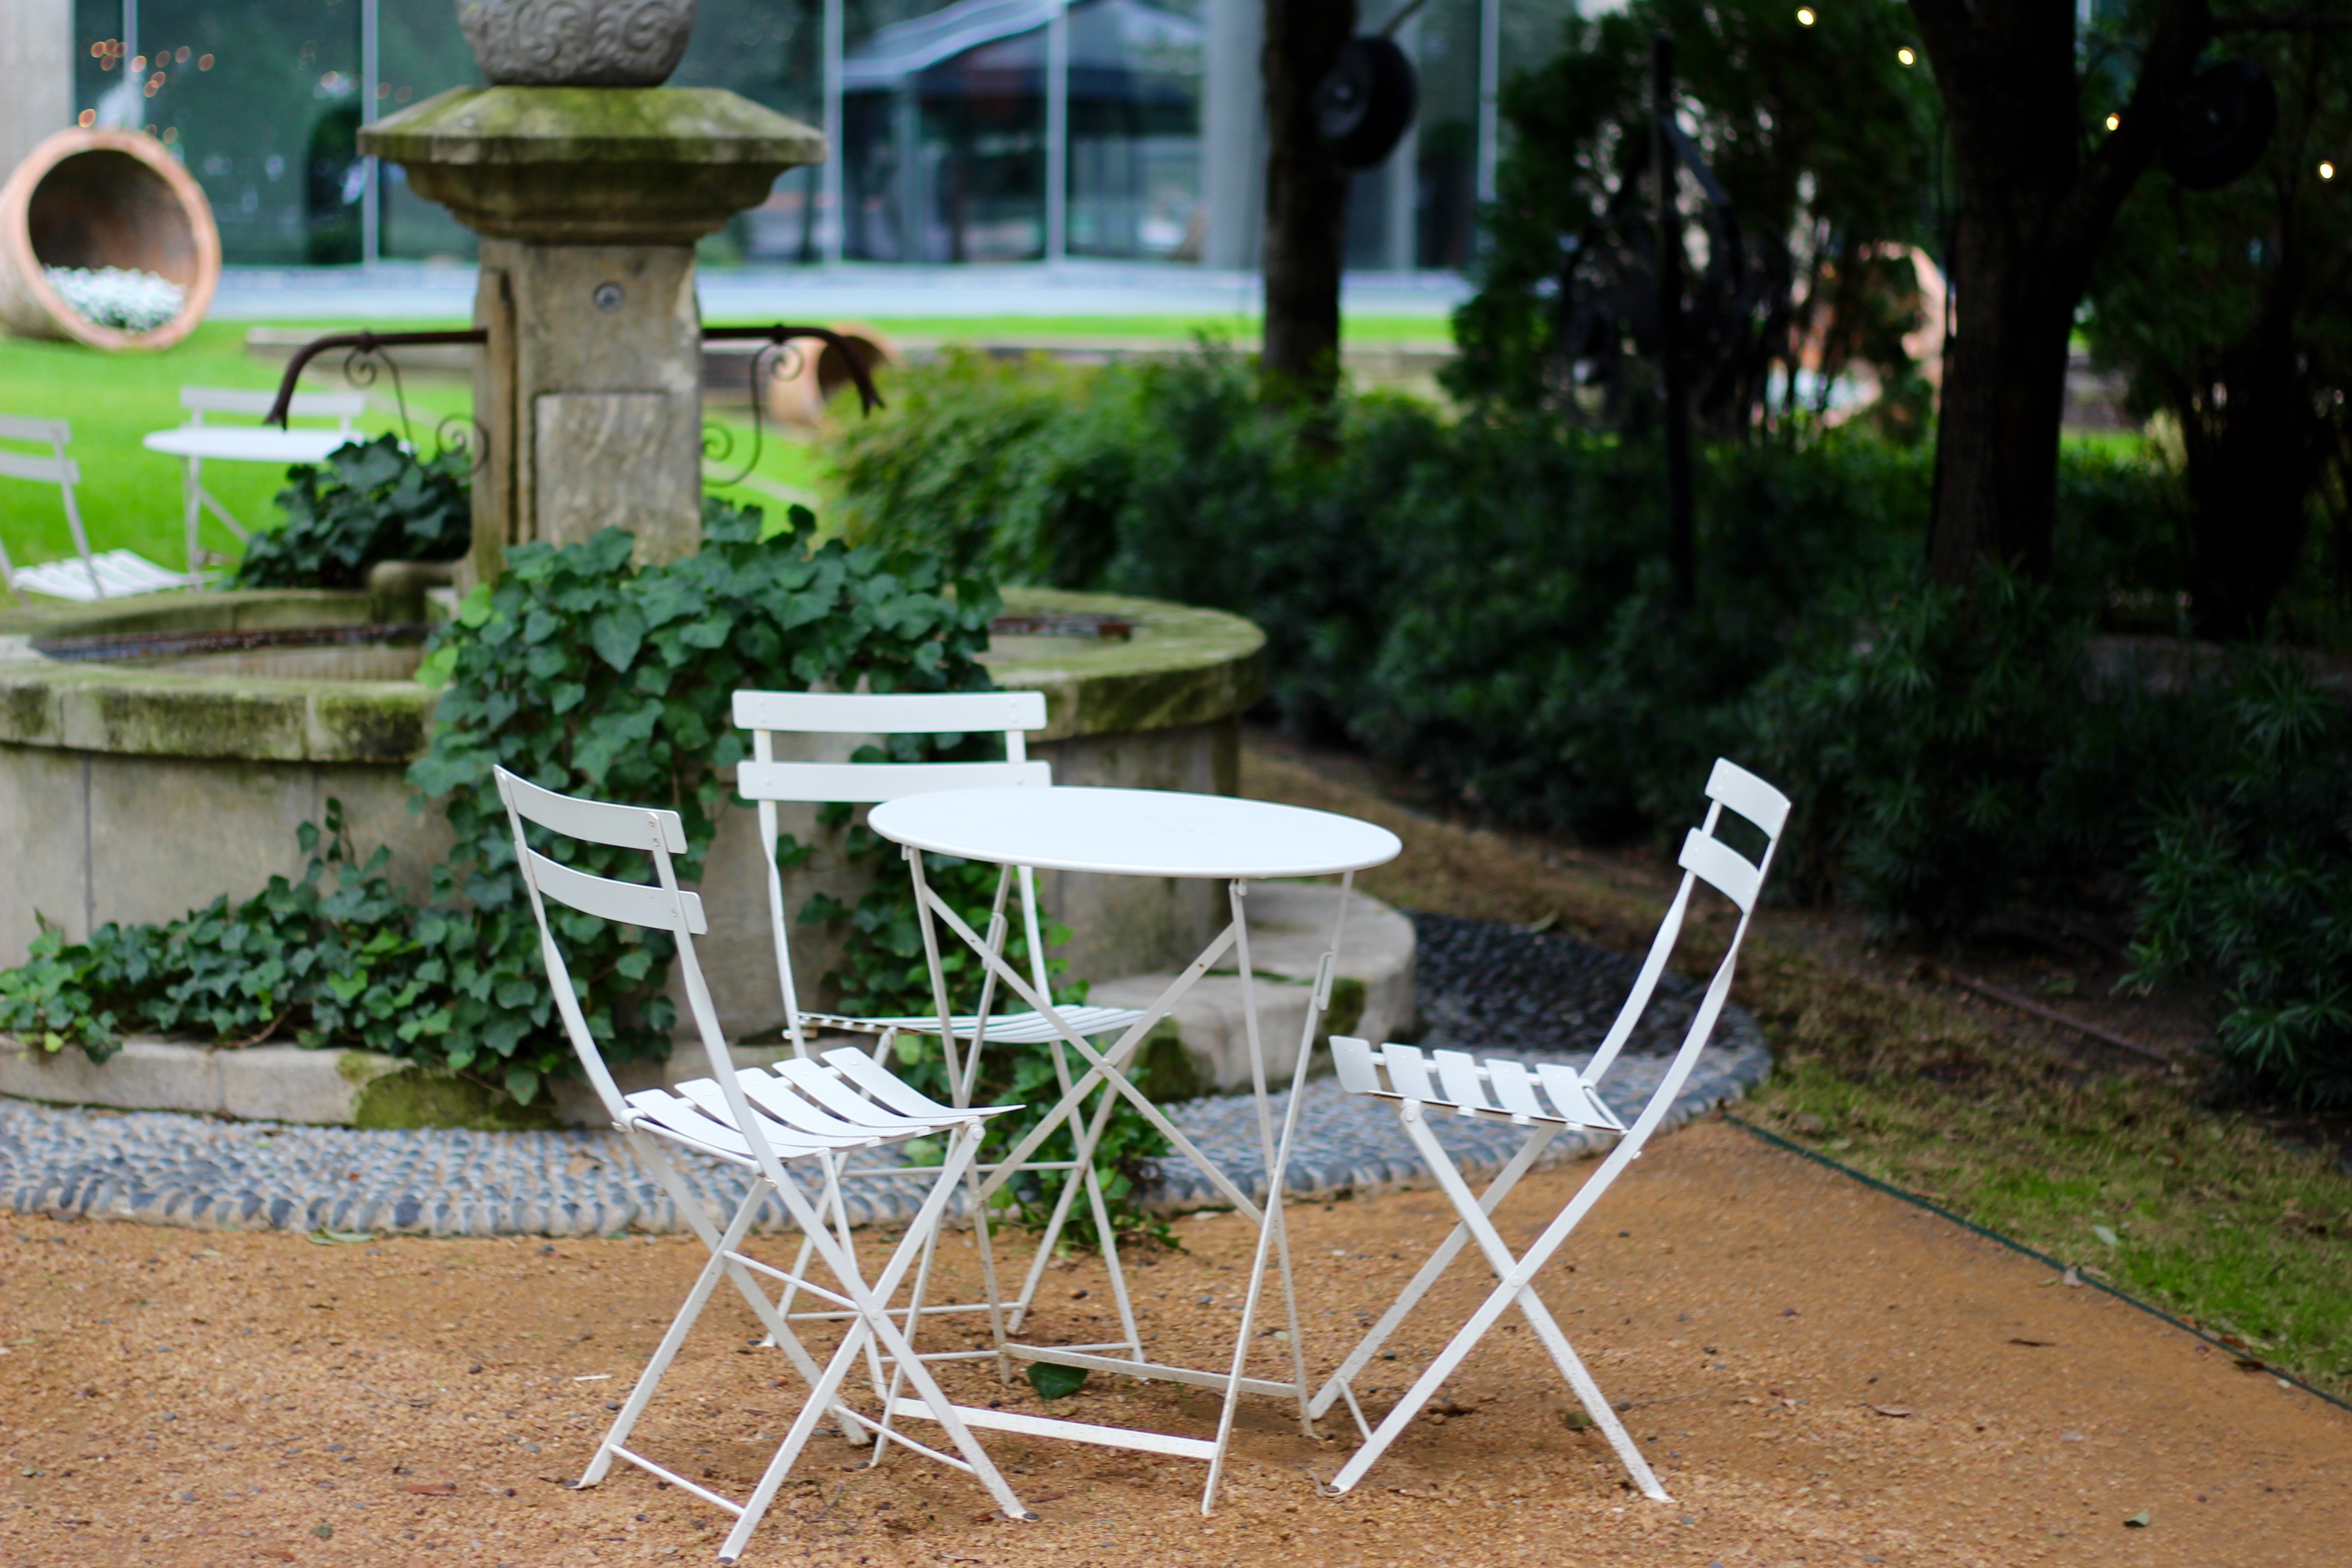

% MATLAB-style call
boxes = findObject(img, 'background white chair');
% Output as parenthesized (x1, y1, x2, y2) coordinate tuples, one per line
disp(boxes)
(0, 413, 183, 603)
(495, 765, 1034, 1559)
(1312, 757, 1790, 1503)
(168, 385, 368, 578)
(732, 688, 1154, 1369)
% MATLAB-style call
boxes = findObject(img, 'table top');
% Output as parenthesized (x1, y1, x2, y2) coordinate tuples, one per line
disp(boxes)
(868, 786, 1402, 879)
(141, 426, 355, 463)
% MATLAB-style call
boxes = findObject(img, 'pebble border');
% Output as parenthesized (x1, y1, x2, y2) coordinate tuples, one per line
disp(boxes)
(0, 916, 1771, 1237)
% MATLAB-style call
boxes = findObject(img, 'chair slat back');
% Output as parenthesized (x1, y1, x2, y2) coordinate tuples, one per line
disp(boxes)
(732, 689, 1047, 736)
(0, 413, 69, 445)
(1581, 757, 1788, 1088)
(181, 386, 366, 426)
(526, 850, 708, 933)
(1677, 829, 1763, 912)
(733, 686, 1056, 1055)
(503, 768, 688, 853)
(495, 765, 803, 1192)
(1706, 757, 1790, 837)
(736, 758, 1049, 805)
(0, 449, 75, 485)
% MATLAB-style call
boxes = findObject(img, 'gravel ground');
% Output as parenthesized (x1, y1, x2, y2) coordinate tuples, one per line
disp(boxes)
(0, 916, 1769, 1239)
(3, 1122, 2345, 1568)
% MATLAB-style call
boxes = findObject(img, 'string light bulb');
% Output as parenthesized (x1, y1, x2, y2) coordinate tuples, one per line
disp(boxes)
(1796, 6, 1816, 24)
(2323, 162, 2337, 181)
(2105, 113, 2121, 132)
(1897, 47, 1916, 66)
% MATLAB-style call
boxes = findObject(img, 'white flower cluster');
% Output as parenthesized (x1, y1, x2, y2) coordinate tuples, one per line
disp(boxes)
(43, 265, 185, 333)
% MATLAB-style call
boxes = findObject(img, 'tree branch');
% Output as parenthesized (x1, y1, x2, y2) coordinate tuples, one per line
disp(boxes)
(2050, 0, 2215, 284)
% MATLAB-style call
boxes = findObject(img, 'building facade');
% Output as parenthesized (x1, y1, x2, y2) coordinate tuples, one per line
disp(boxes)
(5, 0, 1579, 272)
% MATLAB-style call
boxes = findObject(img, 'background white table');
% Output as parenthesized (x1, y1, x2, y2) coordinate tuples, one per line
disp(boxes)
(142, 426, 360, 580)
(868, 784, 1400, 1508)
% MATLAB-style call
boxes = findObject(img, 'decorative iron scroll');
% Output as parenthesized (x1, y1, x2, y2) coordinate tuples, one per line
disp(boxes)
(698, 323, 887, 493)
(264, 322, 886, 493)
(265, 328, 495, 475)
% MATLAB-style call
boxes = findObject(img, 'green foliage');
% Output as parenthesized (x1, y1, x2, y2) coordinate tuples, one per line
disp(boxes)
(2127, 659, 2352, 1108)
(2084, 18, 2352, 641)
(1745, 569, 2234, 933)
(838, 348, 1928, 837)
(231, 435, 471, 589)
(1, 501, 1004, 1111)
(0, 802, 435, 1060)
(403, 500, 1001, 1103)
(1448, 0, 1940, 421)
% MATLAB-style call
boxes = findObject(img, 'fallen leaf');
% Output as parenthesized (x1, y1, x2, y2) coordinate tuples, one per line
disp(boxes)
(1388, 1485, 1442, 1499)
(2092, 1225, 2120, 1248)
(2007, 1338, 2056, 1348)
(2062, 1265, 2082, 1288)
(313, 1524, 333, 1539)
(401, 1482, 458, 1496)
(2125, 1512, 2151, 1528)
(1867, 1404, 1912, 1418)
(308, 1230, 373, 1246)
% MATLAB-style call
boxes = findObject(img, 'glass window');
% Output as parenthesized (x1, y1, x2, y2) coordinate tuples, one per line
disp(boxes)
(85, 0, 366, 266)
(377, 0, 483, 261)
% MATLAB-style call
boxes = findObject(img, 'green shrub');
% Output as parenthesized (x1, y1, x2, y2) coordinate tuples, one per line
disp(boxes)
(231, 434, 471, 589)
(2127, 657, 2352, 1107)
(837, 349, 1930, 836)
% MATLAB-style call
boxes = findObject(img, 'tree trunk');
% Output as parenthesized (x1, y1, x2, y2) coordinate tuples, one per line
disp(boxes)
(1909, 0, 2211, 587)
(1260, 0, 1357, 400)
(2181, 259, 2329, 639)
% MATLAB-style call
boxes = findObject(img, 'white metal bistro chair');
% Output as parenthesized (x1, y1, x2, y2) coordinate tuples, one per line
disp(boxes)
(0, 414, 185, 603)
(733, 688, 1152, 1358)
(495, 766, 1035, 1561)
(164, 386, 367, 580)
(1311, 758, 1790, 1503)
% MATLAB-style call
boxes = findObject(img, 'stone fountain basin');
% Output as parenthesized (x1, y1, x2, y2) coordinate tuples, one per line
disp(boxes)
(0, 585, 1414, 1122)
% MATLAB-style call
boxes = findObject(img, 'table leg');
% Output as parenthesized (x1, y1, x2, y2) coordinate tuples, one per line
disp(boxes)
(181, 457, 201, 586)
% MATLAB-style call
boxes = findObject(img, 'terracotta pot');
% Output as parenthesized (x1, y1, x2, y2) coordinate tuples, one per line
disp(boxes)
(764, 323, 898, 432)
(0, 128, 220, 351)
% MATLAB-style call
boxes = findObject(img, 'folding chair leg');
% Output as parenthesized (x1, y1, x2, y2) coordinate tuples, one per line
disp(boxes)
(582, 1180, 769, 1487)
(1323, 1107, 1668, 1502)
(1309, 1122, 1558, 1423)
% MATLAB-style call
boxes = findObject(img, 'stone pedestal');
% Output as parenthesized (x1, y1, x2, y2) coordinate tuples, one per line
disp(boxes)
(359, 86, 823, 576)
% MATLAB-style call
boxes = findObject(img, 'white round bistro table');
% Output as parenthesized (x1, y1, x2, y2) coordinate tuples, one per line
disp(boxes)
(142, 425, 357, 581)
(867, 785, 1400, 1510)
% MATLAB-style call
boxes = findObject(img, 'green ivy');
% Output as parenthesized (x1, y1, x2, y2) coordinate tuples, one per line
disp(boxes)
(0, 802, 431, 1058)
(402, 500, 1004, 1104)
(232, 435, 471, 589)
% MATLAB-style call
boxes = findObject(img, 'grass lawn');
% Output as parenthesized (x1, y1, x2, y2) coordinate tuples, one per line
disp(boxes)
(0, 323, 845, 573)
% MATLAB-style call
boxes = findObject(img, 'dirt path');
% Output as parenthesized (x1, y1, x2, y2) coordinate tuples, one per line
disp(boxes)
(4, 1120, 2346, 1567)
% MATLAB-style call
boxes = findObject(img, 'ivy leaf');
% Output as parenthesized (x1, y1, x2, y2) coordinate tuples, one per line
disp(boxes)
(590, 604, 647, 672)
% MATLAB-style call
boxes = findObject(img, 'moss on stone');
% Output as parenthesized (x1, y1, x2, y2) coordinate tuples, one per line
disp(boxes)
(349, 1063, 563, 1131)
(1131, 1019, 1212, 1104)
(361, 86, 823, 166)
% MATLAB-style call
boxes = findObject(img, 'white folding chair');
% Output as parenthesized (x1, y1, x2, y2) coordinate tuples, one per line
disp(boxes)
(0, 414, 184, 603)
(733, 688, 1153, 1364)
(496, 766, 1035, 1560)
(172, 385, 367, 576)
(1312, 758, 1790, 1503)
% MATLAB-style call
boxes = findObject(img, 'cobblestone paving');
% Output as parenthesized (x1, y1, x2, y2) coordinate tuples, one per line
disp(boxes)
(0, 915, 1768, 1236)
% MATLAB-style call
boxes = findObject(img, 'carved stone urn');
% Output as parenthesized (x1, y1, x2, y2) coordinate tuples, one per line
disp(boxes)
(457, 0, 698, 88)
